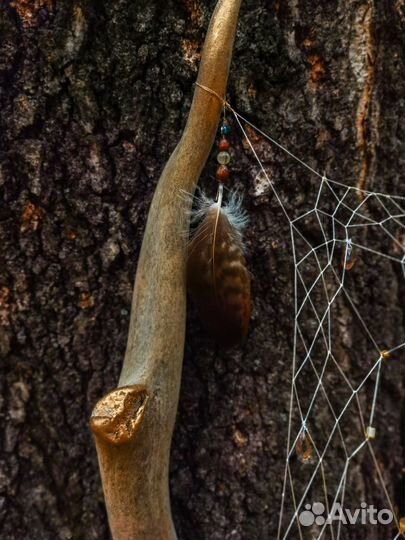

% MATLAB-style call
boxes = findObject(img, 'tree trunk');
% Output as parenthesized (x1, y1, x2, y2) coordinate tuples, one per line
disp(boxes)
(1, 1, 405, 540)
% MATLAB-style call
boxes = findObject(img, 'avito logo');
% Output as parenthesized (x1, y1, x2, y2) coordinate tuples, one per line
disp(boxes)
(299, 502, 393, 526)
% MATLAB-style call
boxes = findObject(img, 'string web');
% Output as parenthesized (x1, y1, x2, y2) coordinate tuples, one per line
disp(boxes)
(228, 106, 405, 539)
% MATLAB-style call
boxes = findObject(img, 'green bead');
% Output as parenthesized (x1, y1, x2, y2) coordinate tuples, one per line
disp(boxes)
(217, 151, 231, 165)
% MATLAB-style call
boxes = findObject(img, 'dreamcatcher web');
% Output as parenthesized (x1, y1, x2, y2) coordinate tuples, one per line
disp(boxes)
(229, 107, 405, 539)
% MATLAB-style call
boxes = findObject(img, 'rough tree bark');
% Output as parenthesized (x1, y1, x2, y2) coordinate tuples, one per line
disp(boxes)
(1, 1, 405, 540)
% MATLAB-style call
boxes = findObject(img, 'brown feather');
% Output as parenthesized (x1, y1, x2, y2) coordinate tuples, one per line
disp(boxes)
(187, 205, 251, 346)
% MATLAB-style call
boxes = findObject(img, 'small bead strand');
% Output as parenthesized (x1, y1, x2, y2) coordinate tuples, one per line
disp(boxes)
(216, 120, 231, 183)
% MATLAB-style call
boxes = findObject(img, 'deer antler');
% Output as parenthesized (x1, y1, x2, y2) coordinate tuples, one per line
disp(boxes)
(90, 1, 243, 538)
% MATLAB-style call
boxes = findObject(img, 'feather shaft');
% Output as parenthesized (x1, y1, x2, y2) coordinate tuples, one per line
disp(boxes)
(187, 190, 251, 346)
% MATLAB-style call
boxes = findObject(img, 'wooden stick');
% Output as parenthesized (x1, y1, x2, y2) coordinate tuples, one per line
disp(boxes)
(90, 1, 242, 538)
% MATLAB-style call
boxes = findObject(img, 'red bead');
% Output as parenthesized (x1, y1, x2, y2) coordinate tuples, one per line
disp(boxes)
(218, 138, 230, 151)
(216, 165, 230, 182)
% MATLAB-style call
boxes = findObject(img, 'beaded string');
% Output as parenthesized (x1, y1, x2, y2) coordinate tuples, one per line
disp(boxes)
(216, 110, 231, 184)
(194, 82, 233, 190)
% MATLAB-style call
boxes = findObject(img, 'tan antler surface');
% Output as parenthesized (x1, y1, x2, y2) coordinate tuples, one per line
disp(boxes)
(90, 1, 243, 538)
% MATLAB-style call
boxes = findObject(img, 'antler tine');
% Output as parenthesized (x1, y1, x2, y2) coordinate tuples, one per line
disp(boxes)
(90, 1, 243, 539)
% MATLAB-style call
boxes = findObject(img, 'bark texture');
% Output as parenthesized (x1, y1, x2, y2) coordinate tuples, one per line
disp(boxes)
(1, 1, 405, 540)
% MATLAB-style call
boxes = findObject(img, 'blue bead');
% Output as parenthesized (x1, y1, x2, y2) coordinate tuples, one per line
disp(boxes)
(220, 124, 230, 136)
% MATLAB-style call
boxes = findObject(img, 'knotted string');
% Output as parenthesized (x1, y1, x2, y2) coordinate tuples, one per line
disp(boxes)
(194, 82, 232, 112)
